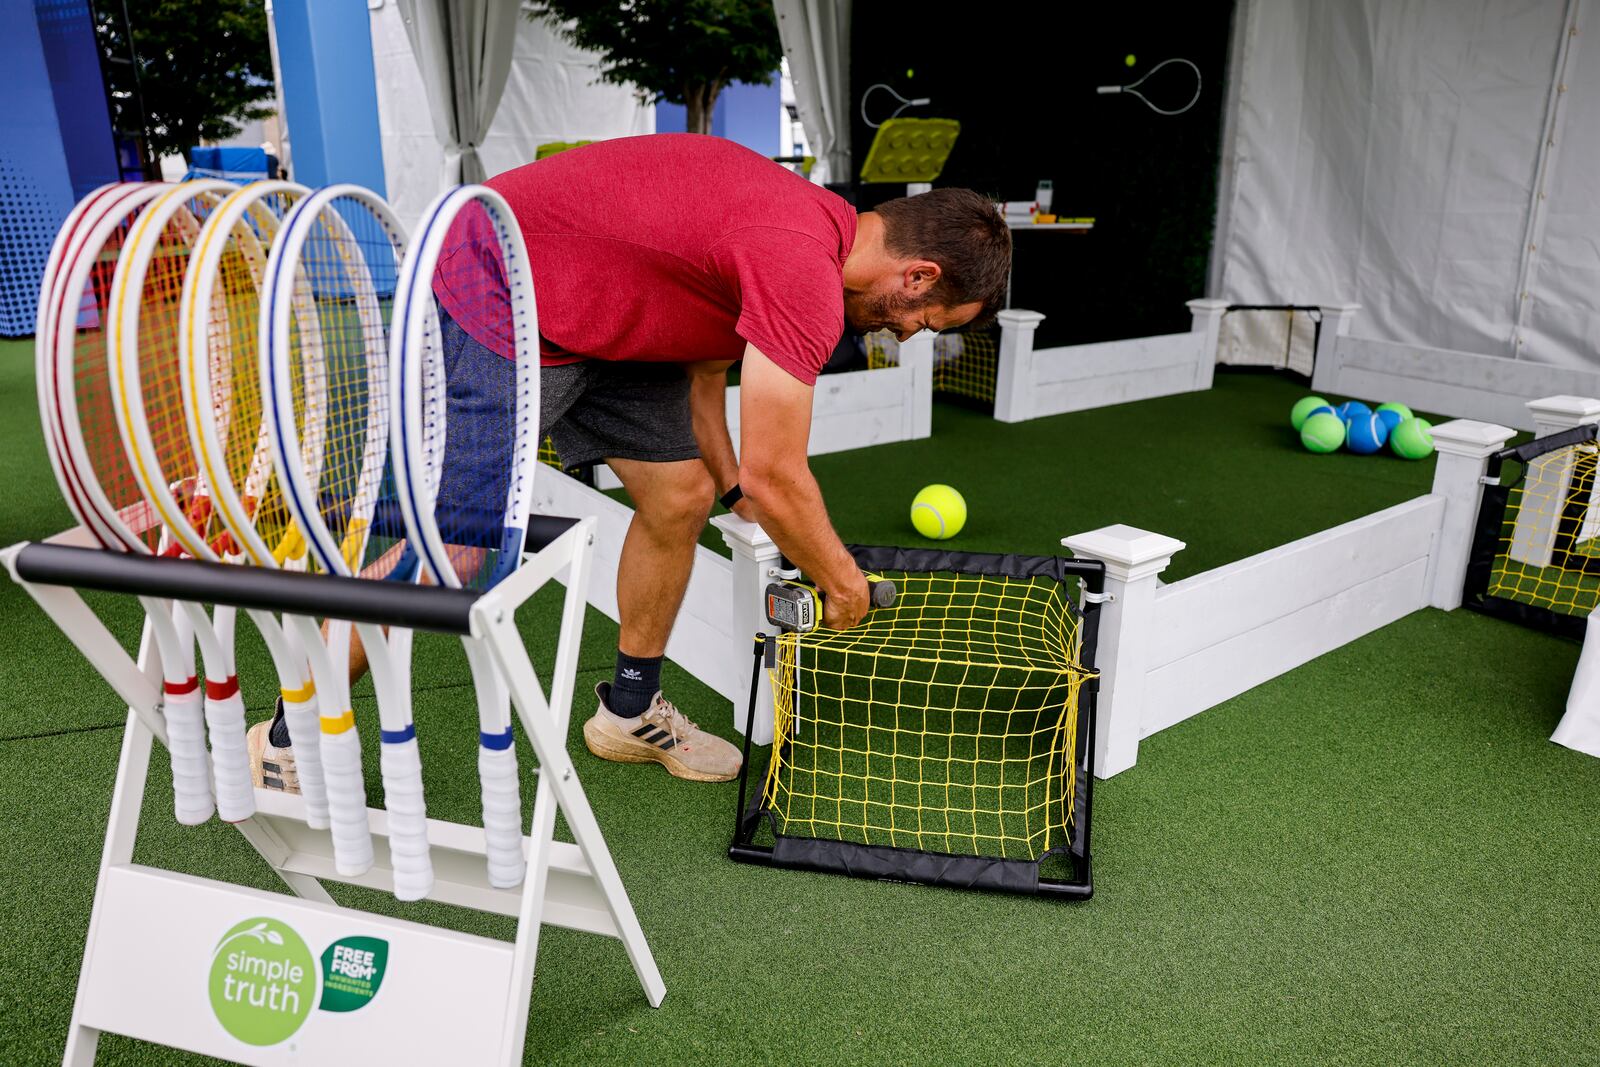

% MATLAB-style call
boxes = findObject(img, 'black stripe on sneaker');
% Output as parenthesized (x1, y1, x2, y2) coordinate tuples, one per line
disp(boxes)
(643, 728, 670, 745)
(657, 737, 678, 751)
(630, 723, 656, 738)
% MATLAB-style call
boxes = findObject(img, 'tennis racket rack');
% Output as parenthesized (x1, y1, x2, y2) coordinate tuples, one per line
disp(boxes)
(2, 514, 663, 1066)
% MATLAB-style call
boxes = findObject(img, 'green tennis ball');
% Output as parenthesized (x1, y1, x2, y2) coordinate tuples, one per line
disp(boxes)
(911, 484, 967, 540)
(905, 68, 915, 78)
(1300, 412, 1346, 454)
(1376, 402, 1414, 420)
(1390, 417, 1435, 460)
(1125, 54, 1137, 67)
(1291, 395, 1332, 431)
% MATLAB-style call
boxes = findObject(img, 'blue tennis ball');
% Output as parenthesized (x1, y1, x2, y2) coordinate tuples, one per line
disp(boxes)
(1376, 408, 1405, 435)
(1335, 400, 1372, 423)
(1344, 412, 1389, 455)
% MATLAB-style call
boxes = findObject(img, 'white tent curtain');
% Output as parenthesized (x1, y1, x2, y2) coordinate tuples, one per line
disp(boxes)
(370, 2, 654, 233)
(394, 0, 519, 184)
(1214, 0, 1600, 371)
(774, 0, 851, 185)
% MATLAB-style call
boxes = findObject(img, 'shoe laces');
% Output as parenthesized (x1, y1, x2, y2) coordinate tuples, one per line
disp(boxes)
(646, 695, 696, 743)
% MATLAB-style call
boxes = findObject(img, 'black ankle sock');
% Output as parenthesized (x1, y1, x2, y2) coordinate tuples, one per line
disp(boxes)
(609, 651, 662, 718)
(268, 698, 292, 748)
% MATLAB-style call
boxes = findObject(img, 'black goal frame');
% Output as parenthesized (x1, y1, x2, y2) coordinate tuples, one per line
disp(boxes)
(1462, 422, 1600, 640)
(729, 545, 1105, 900)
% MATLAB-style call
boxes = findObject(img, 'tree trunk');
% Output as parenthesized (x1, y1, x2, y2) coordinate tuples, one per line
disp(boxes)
(683, 76, 725, 136)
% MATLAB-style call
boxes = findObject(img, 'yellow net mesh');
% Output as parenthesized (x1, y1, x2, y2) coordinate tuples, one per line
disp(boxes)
(864, 327, 1001, 404)
(1483, 440, 1600, 618)
(759, 569, 1092, 861)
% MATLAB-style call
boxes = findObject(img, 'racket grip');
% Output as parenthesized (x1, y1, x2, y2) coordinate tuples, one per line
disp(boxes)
(280, 692, 329, 829)
(165, 685, 215, 825)
(320, 724, 374, 876)
(205, 689, 256, 823)
(380, 736, 433, 901)
(479, 743, 526, 888)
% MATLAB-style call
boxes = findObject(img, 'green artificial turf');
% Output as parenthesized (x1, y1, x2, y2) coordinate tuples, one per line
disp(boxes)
(3, 340, 1598, 1064)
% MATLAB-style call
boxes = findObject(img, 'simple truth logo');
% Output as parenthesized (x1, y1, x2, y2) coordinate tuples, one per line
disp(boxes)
(209, 918, 316, 1046)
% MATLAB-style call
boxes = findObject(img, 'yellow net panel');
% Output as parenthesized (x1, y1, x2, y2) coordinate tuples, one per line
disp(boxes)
(755, 565, 1095, 872)
(864, 327, 1001, 404)
(1470, 430, 1600, 633)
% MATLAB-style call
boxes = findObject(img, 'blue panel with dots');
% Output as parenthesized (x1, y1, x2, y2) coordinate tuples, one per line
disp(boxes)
(0, 2, 77, 337)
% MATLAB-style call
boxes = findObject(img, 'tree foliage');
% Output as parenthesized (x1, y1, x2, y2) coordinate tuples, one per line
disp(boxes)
(528, 0, 782, 135)
(94, 0, 276, 163)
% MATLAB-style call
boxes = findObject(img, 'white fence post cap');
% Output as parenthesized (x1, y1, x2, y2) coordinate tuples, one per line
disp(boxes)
(1430, 419, 1516, 459)
(996, 308, 1046, 328)
(710, 513, 777, 553)
(1526, 395, 1600, 427)
(1185, 298, 1229, 311)
(1063, 524, 1186, 583)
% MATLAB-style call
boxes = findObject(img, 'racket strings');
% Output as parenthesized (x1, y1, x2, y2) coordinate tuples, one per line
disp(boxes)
(425, 199, 523, 591)
(205, 194, 297, 562)
(291, 196, 401, 575)
(130, 197, 221, 558)
(71, 209, 163, 551)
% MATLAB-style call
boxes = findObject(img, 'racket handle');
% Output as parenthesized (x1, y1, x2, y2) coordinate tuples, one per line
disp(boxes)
(165, 684, 215, 825)
(320, 722, 374, 876)
(280, 691, 329, 829)
(380, 735, 433, 901)
(868, 579, 898, 608)
(479, 741, 526, 888)
(205, 686, 255, 823)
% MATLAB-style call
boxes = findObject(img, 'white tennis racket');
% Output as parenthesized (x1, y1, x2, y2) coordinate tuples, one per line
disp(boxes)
(392, 185, 538, 888)
(261, 184, 417, 883)
(38, 181, 216, 825)
(176, 179, 337, 831)
(106, 179, 264, 822)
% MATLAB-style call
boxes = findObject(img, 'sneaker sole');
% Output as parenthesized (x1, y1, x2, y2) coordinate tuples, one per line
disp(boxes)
(582, 717, 738, 783)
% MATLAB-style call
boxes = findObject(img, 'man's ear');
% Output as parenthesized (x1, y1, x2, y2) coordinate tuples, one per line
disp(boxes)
(904, 259, 942, 293)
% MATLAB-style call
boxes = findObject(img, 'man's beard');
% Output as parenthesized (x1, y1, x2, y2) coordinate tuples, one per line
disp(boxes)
(845, 287, 933, 334)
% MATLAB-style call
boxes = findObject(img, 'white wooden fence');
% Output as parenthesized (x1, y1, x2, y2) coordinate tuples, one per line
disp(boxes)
(1310, 304, 1600, 431)
(990, 299, 1228, 422)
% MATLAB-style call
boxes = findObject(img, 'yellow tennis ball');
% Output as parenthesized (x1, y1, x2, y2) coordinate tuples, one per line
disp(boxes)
(911, 484, 967, 540)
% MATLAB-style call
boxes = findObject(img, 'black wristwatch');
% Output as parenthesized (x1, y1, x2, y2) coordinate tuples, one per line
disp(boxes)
(719, 484, 744, 510)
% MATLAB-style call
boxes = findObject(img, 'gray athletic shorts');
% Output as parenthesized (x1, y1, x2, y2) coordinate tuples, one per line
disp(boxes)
(436, 305, 699, 502)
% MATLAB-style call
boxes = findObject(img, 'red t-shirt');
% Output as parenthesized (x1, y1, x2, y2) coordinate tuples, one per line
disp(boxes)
(431, 134, 858, 385)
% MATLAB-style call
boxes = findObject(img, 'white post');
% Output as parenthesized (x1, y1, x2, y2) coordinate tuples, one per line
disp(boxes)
(710, 513, 782, 745)
(1310, 303, 1361, 394)
(994, 308, 1046, 423)
(1426, 419, 1517, 610)
(1185, 298, 1229, 391)
(1061, 524, 1186, 779)
(1526, 395, 1600, 437)
(898, 329, 935, 440)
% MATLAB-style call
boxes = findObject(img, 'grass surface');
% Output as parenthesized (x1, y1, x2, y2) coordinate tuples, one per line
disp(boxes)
(2, 340, 1597, 1064)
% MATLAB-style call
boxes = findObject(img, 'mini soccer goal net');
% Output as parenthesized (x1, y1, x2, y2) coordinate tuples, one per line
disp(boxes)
(865, 328, 1001, 405)
(1464, 423, 1600, 638)
(731, 547, 1104, 898)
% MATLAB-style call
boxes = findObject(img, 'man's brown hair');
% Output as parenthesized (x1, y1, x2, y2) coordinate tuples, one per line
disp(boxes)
(874, 188, 1012, 327)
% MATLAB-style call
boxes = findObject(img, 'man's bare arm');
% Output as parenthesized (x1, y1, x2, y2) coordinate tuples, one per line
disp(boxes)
(686, 360, 740, 498)
(736, 343, 867, 628)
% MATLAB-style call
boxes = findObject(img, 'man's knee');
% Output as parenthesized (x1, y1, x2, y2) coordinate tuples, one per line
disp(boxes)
(633, 463, 715, 535)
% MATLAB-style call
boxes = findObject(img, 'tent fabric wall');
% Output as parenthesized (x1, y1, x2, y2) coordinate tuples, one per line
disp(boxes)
(370, 0, 652, 233)
(394, 0, 518, 185)
(774, 0, 851, 185)
(1216, 0, 1599, 371)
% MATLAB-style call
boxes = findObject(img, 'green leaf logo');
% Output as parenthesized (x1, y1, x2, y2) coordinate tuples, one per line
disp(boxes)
(319, 936, 389, 1013)
(208, 918, 316, 1046)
